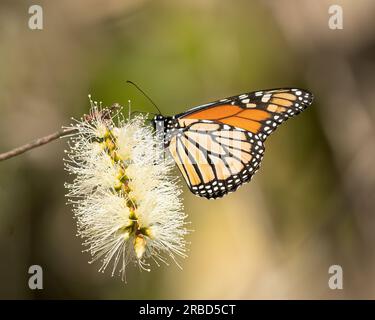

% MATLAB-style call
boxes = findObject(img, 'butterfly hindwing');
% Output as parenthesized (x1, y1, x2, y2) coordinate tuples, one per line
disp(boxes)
(167, 121, 264, 199)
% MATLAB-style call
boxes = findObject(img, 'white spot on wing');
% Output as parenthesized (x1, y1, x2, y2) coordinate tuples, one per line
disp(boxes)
(261, 94, 271, 102)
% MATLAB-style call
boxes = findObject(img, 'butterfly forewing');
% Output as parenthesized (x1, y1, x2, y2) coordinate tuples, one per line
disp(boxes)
(179, 88, 313, 140)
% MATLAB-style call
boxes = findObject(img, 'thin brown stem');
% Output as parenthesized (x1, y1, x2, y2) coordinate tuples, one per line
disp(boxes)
(0, 127, 77, 162)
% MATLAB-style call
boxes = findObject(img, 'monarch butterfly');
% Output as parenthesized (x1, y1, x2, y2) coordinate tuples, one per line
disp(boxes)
(152, 88, 313, 199)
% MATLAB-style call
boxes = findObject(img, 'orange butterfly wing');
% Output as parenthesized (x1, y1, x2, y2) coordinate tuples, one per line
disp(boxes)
(182, 104, 268, 133)
(179, 89, 313, 139)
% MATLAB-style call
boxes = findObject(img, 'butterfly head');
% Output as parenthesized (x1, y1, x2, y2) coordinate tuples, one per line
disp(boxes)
(153, 115, 179, 148)
(152, 114, 165, 131)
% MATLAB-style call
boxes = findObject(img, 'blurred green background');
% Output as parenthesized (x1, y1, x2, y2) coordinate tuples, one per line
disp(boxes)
(0, 0, 375, 299)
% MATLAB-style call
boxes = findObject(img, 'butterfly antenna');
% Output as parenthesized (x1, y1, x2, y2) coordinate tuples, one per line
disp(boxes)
(126, 80, 162, 115)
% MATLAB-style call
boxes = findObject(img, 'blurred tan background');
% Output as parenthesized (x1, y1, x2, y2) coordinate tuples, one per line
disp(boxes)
(0, 0, 375, 299)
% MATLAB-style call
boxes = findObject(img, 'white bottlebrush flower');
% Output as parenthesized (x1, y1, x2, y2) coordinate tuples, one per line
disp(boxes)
(64, 98, 189, 281)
